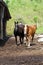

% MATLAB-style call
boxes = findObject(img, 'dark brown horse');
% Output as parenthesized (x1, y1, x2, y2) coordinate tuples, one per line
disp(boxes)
(14, 21, 24, 45)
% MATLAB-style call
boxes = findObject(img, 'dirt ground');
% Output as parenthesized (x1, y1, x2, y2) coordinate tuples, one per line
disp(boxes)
(0, 35, 43, 65)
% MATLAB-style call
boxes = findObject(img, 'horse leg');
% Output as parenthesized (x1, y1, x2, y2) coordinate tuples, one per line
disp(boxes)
(32, 34, 34, 42)
(21, 37, 24, 44)
(20, 36, 24, 44)
(26, 35, 31, 47)
(26, 36, 29, 46)
(20, 36, 21, 44)
(28, 36, 31, 47)
(15, 36, 17, 45)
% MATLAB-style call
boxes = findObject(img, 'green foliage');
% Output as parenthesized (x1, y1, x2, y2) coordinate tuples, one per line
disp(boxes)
(35, 0, 42, 3)
(3, 0, 43, 35)
(33, 16, 38, 23)
(30, 0, 33, 1)
(4, 0, 9, 5)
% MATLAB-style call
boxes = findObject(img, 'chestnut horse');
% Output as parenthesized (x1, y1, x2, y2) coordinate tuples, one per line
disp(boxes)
(14, 22, 24, 45)
(24, 24, 37, 47)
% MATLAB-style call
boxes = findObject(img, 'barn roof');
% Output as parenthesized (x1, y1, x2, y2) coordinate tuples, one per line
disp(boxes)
(0, 1, 11, 21)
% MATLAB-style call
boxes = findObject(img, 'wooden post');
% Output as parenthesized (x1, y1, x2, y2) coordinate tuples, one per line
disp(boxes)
(0, 4, 5, 39)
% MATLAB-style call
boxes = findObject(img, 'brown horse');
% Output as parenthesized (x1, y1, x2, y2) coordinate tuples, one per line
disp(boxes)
(24, 24, 37, 47)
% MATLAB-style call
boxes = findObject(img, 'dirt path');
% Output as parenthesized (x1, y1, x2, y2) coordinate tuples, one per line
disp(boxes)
(0, 36, 43, 65)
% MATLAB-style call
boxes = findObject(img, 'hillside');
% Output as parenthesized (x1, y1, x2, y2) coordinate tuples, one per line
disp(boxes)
(4, 0, 43, 35)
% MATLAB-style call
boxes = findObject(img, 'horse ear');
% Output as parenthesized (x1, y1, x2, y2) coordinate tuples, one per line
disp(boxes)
(14, 21, 16, 24)
(17, 21, 18, 24)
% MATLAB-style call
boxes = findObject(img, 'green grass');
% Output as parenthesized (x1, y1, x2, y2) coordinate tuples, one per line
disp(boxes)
(36, 26, 43, 34)
(4, 0, 43, 35)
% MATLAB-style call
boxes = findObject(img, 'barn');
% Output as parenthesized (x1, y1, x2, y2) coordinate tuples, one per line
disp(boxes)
(0, 0, 11, 39)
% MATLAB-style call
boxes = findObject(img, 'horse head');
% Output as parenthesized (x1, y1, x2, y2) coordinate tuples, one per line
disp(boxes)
(14, 21, 19, 31)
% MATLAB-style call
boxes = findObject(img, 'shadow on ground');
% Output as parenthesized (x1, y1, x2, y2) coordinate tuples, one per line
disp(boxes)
(0, 36, 10, 47)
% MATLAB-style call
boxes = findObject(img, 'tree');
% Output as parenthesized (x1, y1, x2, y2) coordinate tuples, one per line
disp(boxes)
(33, 16, 38, 27)
(5, 0, 9, 5)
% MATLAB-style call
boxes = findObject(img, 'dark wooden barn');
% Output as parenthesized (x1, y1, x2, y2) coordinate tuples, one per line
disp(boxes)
(0, 0, 11, 39)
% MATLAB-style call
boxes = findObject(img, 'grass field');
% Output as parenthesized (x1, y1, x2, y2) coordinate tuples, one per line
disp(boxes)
(4, 0, 43, 35)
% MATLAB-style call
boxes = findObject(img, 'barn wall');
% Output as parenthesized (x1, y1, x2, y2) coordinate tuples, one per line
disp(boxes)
(0, 5, 4, 39)
(0, 6, 2, 38)
(0, 1, 11, 39)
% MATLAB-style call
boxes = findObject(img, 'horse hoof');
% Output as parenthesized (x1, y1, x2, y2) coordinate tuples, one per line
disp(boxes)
(17, 44, 20, 46)
(27, 46, 30, 48)
(21, 42, 23, 44)
(19, 44, 21, 46)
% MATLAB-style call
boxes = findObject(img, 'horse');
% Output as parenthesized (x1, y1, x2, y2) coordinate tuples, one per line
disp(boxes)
(14, 21, 24, 45)
(24, 24, 37, 47)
